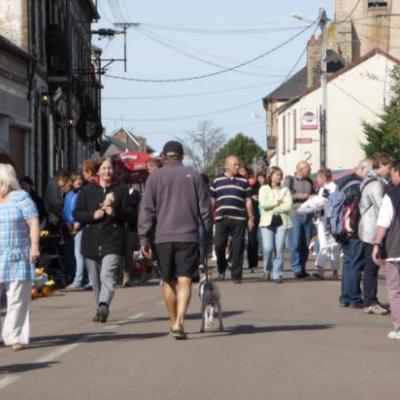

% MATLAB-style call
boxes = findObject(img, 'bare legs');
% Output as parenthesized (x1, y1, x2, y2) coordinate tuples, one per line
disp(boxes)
(163, 277, 192, 331)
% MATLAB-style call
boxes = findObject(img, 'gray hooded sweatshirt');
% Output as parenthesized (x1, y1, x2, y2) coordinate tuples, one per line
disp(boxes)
(358, 170, 388, 244)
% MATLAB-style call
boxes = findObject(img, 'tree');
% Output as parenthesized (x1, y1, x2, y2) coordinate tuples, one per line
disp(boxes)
(176, 120, 226, 172)
(362, 64, 400, 159)
(209, 133, 266, 176)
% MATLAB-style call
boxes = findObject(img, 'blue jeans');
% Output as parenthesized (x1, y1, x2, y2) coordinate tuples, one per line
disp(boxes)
(72, 231, 85, 286)
(340, 237, 364, 305)
(288, 214, 313, 274)
(261, 226, 288, 280)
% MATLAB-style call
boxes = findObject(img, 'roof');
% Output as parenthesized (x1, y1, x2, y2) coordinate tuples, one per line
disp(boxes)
(101, 127, 155, 155)
(276, 48, 399, 115)
(263, 66, 308, 103)
(263, 50, 345, 104)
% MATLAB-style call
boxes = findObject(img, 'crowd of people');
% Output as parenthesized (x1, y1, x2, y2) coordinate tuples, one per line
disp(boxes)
(0, 142, 400, 346)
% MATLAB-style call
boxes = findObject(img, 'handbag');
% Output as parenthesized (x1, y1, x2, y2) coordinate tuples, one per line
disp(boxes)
(269, 214, 283, 228)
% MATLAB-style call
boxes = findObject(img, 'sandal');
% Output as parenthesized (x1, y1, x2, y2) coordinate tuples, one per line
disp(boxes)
(169, 328, 187, 340)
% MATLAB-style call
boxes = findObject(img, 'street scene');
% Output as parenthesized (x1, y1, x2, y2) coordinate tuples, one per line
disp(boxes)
(1, 0, 400, 399)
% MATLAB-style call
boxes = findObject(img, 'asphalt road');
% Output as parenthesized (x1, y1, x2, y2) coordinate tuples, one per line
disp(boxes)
(0, 263, 397, 400)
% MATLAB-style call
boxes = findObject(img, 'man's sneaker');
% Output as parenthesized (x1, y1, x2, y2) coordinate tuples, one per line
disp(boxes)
(261, 272, 271, 282)
(97, 303, 109, 323)
(364, 304, 389, 315)
(65, 283, 82, 291)
(218, 273, 225, 281)
(388, 330, 400, 340)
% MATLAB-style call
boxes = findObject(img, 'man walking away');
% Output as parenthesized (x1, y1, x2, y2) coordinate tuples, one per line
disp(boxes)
(210, 156, 255, 283)
(284, 161, 314, 278)
(138, 141, 212, 340)
(372, 160, 400, 339)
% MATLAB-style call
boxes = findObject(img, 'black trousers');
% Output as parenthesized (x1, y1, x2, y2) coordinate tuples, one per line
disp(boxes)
(247, 221, 259, 270)
(215, 218, 246, 279)
(363, 242, 379, 306)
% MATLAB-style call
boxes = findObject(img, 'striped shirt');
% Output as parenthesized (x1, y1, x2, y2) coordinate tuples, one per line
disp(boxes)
(210, 174, 251, 221)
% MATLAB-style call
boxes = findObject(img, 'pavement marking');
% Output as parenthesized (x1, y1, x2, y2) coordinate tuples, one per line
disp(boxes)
(0, 334, 100, 392)
(104, 312, 144, 329)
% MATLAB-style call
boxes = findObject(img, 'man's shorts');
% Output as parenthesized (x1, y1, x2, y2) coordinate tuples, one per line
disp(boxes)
(155, 242, 199, 281)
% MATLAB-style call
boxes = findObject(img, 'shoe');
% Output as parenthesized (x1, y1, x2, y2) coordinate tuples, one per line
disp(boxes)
(339, 302, 349, 308)
(349, 303, 364, 309)
(274, 278, 283, 284)
(97, 303, 109, 323)
(312, 269, 324, 280)
(65, 283, 82, 291)
(331, 270, 339, 280)
(170, 328, 187, 340)
(92, 311, 100, 322)
(262, 272, 271, 282)
(364, 304, 389, 315)
(233, 279, 242, 284)
(83, 284, 93, 291)
(218, 273, 225, 281)
(294, 272, 309, 279)
(388, 331, 400, 340)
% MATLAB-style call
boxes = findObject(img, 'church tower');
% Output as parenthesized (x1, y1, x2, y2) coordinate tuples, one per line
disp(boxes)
(332, 0, 400, 61)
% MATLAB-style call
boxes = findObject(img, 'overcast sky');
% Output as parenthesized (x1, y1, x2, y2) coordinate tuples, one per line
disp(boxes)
(95, 0, 333, 152)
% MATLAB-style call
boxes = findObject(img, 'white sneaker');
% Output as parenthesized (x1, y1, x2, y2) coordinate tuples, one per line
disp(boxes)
(388, 331, 400, 340)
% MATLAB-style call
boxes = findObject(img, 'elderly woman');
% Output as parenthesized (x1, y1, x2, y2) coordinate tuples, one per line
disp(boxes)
(74, 157, 132, 323)
(0, 164, 39, 351)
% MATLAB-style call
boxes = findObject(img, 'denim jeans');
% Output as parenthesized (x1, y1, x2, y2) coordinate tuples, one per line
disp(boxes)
(261, 226, 288, 280)
(72, 230, 85, 286)
(288, 214, 313, 274)
(340, 237, 364, 305)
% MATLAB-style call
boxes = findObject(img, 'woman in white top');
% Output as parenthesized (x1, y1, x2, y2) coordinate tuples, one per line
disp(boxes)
(313, 168, 340, 280)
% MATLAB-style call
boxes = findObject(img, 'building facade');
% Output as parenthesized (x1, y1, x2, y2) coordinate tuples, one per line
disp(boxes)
(271, 50, 397, 174)
(0, 0, 102, 193)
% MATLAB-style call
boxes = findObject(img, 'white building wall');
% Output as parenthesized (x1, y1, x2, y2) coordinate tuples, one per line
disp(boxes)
(276, 53, 395, 175)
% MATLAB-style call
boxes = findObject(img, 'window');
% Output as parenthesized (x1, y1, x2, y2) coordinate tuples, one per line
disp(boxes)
(368, 1, 388, 8)
(293, 109, 297, 151)
(282, 115, 286, 155)
(287, 113, 291, 153)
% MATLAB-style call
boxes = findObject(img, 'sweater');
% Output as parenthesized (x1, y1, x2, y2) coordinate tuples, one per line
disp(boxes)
(258, 185, 293, 229)
(138, 160, 212, 246)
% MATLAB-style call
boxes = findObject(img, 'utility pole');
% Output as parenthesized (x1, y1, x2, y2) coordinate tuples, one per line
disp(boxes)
(319, 8, 328, 169)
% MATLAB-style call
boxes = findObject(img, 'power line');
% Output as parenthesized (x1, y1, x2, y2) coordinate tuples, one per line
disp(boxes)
(102, 80, 282, 100)
(103, 99, 261, 122)
(118, 121, 265, 136)
(141, 23, 310, 34)
(136, 26, 285, 78)
(104, 22, 316, 83)
(138, 26, 284, 73)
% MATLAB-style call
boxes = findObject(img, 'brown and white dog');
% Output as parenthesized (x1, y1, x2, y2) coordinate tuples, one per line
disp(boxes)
(199, 267, 224, 333)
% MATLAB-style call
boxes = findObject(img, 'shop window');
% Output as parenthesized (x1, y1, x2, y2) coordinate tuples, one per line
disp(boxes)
(368, 1, 388, 8)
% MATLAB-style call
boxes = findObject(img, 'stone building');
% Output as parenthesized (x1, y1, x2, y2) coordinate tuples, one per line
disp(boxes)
(263, 0, 400, 165)
(0, 0, 102, 192)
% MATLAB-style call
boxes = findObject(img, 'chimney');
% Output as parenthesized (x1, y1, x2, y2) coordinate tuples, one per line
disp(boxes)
(307, 36, 321, 89)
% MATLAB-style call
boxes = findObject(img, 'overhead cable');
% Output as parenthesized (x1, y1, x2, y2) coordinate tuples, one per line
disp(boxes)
(104, 22, 317, 83)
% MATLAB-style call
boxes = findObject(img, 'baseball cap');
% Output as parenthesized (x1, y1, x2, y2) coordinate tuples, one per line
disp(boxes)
(162, 141, 184, 157)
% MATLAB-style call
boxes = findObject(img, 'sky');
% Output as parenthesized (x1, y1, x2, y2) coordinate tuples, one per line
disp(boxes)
(95, 0, 334, 152)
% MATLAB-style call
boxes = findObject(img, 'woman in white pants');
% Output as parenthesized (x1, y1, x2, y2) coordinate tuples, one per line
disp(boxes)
(0, 163, 40, 350)
(313, 168, 341, 280)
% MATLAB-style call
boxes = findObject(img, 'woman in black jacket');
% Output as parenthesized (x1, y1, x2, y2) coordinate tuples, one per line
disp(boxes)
(74, 157, 132, 323)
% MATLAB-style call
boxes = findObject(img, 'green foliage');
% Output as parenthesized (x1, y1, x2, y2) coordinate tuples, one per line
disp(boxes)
(206, 133, 265, 177)
(362, 64, 400, 159)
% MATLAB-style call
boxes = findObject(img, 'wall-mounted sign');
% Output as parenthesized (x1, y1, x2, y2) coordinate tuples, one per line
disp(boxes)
(295, 138, 313, 144)
(300, 108, 319, 130)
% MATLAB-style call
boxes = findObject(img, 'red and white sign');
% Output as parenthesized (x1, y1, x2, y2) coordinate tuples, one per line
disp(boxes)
(295, 138, 313, 144)
(300, 108, 318, 130)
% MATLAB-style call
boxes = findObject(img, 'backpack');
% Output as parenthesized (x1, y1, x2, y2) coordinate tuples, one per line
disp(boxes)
(325, 178, 376, 239)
